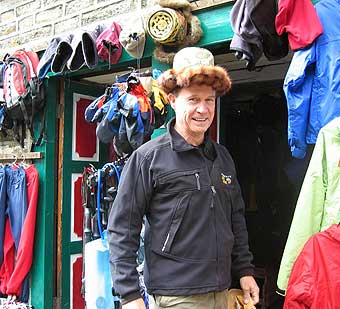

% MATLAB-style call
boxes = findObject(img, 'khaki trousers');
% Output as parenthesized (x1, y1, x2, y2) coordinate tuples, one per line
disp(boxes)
(149, 290, 229, 309)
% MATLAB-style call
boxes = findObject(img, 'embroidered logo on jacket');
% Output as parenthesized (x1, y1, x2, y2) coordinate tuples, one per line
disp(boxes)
(221, 173, 232, 185)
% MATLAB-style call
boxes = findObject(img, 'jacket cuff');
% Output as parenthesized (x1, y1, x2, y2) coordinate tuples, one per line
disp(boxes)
(120, 291, 143, 305)
(290, 145, 306, 159)
(238, 268, 255, 279)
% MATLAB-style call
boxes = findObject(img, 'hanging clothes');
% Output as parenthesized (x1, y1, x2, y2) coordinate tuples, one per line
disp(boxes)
(0, 164, 39, 302)
(284, 224, 340, 308)
(277, 117, 340, 294)
(275, 0, 323, 50)
(283, 0, 340, 158)
(6, 165, 39, 298)
(230, 0, 289, 70)
(230, 0, 263, 70)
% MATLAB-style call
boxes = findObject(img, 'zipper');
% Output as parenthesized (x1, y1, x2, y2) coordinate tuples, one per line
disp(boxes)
(210, 185, 216, 208)
(158, 170, 200, 184)
(162, 233, 170, 252)
(195, 173, 201, 190)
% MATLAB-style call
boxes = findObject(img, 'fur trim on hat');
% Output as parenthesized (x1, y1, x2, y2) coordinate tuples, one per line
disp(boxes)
(158, 65, 232, 97)
(157, 0, 192, 18)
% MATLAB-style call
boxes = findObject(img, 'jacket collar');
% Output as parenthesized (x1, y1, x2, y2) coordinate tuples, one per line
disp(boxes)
(328, 224, 340, 242)
(167, 118, 217, 160)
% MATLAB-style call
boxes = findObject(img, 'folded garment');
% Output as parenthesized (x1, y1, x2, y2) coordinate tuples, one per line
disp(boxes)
(67, 24, 104, 71)
(37, 34, 73, 76)
(96, 21, 122, 64)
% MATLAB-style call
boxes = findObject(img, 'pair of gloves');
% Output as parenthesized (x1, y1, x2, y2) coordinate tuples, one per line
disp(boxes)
(227, 289, 256, 309)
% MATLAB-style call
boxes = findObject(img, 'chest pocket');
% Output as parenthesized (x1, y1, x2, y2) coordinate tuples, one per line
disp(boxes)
(156, 169, 201, 193)
(213, 169, 236, 217)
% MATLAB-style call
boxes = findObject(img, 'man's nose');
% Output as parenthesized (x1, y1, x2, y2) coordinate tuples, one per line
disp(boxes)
(196, 102, 209, 113)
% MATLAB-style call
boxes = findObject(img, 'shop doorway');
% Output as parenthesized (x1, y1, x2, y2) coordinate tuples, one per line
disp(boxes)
(219, 80, 313, 308)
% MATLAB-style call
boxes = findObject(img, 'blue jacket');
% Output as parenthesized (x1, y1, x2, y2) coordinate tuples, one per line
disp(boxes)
(284, 0, 340, 158)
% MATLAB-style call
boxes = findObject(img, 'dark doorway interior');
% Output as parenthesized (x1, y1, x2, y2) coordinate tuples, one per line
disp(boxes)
(220, 84, 313, 308)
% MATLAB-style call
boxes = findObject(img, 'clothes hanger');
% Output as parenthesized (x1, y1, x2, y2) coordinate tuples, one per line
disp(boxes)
(10, 155, 19, 168)
(19, 156, 30, 169)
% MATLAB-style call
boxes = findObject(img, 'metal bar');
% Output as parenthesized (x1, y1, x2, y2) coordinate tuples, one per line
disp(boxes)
(0, 152, 44, 160)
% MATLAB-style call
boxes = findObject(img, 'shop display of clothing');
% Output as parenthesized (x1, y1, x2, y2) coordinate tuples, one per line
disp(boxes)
(284, 224, 340, 308)
(277, 117, 340, 294)
(283, 0, 340, 158)
(0, 164, 39, 302)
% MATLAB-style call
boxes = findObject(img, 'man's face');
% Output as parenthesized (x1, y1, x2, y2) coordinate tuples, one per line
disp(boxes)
(169, 84, 216, 144)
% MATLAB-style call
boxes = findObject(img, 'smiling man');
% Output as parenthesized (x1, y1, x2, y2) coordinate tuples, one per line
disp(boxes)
(108, 47, 259, 309)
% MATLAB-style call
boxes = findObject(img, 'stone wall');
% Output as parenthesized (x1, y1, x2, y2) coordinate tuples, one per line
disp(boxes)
(0, 0, 154, 58)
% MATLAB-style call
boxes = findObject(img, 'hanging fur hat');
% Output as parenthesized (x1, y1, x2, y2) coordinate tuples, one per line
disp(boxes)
(153, 14, 203, 64)
(146, 0, 203, 63)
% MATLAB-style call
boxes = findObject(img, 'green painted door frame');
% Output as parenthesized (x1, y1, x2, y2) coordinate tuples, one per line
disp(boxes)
(30, 78, 58, 309)
(33, 3, 236, 308)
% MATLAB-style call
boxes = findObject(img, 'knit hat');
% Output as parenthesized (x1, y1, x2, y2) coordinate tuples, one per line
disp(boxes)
(67, 24, 104, 71)
(157, 47, 232, 97)
(96, 21, 122, 64)
(37, 34, 74, 76)
(119, 17, 146, 59)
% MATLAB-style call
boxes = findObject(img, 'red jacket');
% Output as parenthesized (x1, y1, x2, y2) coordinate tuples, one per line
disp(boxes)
(275, 0, 323, 50)
(284, 224, 340, 308)
(0, 165, 39, 299)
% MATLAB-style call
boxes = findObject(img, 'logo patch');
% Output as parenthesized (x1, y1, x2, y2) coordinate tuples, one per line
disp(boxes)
(221, 173, 232, 185)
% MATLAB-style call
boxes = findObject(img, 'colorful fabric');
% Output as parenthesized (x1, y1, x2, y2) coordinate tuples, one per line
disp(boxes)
(6, 165, 39, 298)
(96, 21, 122, 64)
(0, 165, 39, 302)
(277, 117, 340, 293)
(275, 0, 323, 50)
(282, 0, 340, 158)
(284, 224, 340, 308)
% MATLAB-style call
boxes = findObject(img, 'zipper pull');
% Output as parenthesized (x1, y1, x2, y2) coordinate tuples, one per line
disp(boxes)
(162, 233, 170, 252)
(195, 173, 201, 191)
(210, 185, 216, 208)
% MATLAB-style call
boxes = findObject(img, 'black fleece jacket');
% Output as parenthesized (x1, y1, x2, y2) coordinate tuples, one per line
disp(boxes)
(107, 119, 254, 304)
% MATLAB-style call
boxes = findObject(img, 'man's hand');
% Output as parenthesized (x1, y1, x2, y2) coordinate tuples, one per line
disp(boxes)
(240, 275, 260, 305)
(122, 297, 146, 309)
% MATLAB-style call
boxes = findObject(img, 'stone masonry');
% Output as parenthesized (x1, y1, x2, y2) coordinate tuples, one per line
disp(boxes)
(0, 0, 156, 59)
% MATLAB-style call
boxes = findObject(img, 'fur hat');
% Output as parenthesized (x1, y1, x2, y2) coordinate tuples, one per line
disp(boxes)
(157, 47, 231, 97)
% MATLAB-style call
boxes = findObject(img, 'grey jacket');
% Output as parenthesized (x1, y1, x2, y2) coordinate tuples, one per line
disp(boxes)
(108, 119, 254, 304)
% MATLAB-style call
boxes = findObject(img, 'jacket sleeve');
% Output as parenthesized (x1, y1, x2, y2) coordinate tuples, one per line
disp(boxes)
(283, 241, 314, 309)
(107, 150, 152, 304)
(284, 44, 316, 158)
(224, 148, 254, 278)
(277, 128, 326, 292)
(230, 176, 254, 279)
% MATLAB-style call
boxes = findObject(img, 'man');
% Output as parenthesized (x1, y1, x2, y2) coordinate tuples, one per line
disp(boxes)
(108, 47, 259, 309)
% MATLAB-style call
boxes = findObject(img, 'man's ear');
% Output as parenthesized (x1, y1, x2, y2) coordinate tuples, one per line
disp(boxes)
(168, 93, 176, 110)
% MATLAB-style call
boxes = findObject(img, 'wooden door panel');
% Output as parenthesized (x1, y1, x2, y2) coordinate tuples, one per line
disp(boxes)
(61, 82, 106, 309)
